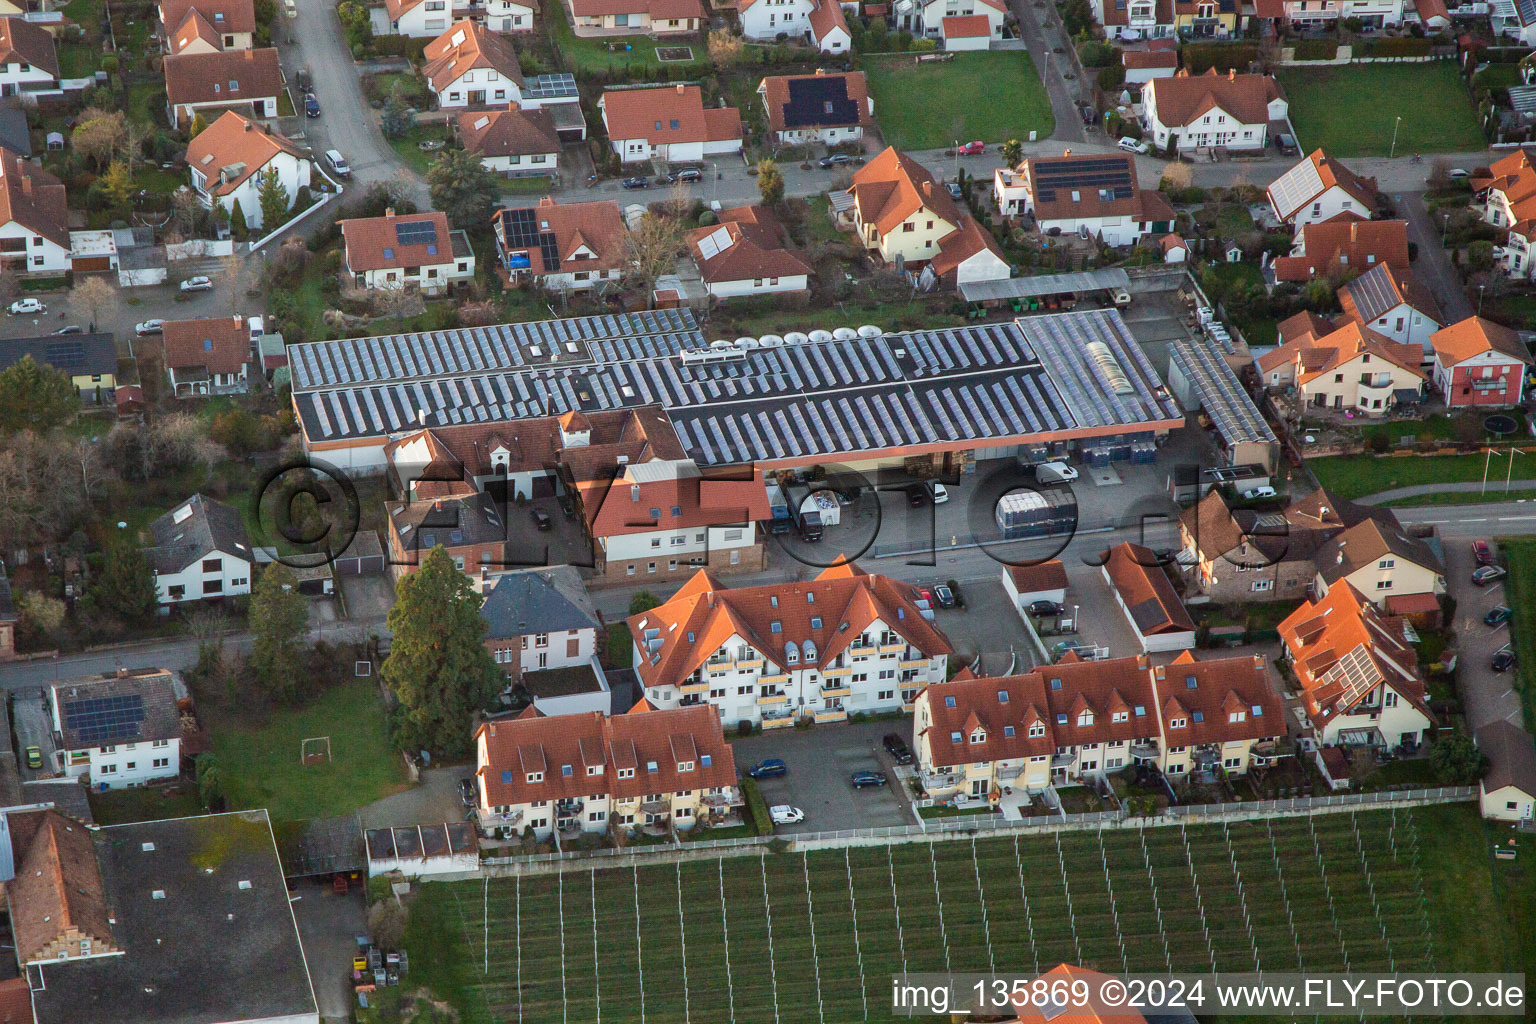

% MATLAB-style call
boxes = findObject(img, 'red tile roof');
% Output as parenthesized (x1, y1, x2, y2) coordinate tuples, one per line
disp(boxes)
(849, 145, 961, 237)
(806, 0, 850, 42)
(1272, 218, 1409, 283)
(0, 977, 32, 1024)
(163, 47, 283, 111)
(8, 809, 114, 965)
(629, 563, 953, 690)
(422, 20, 524, 95)
(942, 13, 990, 35)
(341, 210, 456, 272)
(185, 109, 307, 198)
(685, 204, 813, 285)
(1005, 558, 1068, 595)
(577, 462, 770, 539)
(159, 0, 257, 37)
(571, 0, 703, 19)
(0, 16, 57, 77)
(1430, 315, 1533, 367)
(1018, 152, 1175, 224)
(1145, 68, 1284, 128)
(600, 84, 742, 146)
(458, 105, 560, 159)
(1266, 148, 1379, 222)
(1123, 48, 1179, 69)
(0, 149, 66, 249)
(494, 196, 628, 279)
(1151, 650, 1280, 748)
(168, 9, 222, 53)
(162, 315, 250, 375)
(1101, 541, 1195, 636)
(1259, 319, 1426, 384)
(475, 704, 737, 807)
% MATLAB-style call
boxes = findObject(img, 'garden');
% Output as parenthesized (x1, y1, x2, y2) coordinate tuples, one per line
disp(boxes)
(1277, 62, 1484, 157)
(862, 51, 1054, 150)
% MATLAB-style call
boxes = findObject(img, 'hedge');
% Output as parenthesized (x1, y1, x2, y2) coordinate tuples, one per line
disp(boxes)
(1292, 39, 1337, 61)
(1355, 36, 1432, 58)
(1182, 43, 1259, 74)
(740, 777, 773, 836)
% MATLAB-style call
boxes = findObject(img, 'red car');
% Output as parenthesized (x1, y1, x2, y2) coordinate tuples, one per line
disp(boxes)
(914, 586, 934, 605)
(957, 141, 986, 155)
(1473, 540, 1495, 567)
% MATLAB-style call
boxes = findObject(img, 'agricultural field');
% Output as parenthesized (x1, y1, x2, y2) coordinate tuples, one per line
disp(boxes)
(406, 808, 1479, 1024)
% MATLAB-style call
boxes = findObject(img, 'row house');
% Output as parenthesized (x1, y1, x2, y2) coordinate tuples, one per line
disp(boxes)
(1429, 315, 1532, 408)
(1141, 69, 1286, 153)
(1250, 0, 1406, 31)
(1256, 317, 1426, 416)
(384, 0, 537, 36)
(914, 649, 1283, 800)
(1474, 147, 1536, 280)
(1098, 0, 1174, 39)
(628, 563, 952, 728)
(473, 702, 739, 840)
(1277, 583, 1434, 750)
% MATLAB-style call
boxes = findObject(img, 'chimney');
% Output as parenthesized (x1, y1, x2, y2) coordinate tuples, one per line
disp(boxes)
(1137, 653, 1150, 670)
(676, 83, 685, 93)
(385, 207, 395, 218)
(244, 120, 253, 132)
(1228, 68, 1235, 81)
(434, 499, 443, 511)
(244, 48, 254, 60)
(1253, 654, 1264, 668)
(20, 175, 31, 196)
(117, 666, 128, 677)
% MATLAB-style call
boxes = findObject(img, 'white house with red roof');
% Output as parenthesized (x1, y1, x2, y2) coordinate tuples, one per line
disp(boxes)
(384, 0, 536, 36)
(685, 205, 813, 299)
(339, 209, 476, 296)
(1256, 317, 1426, 415)
(1336, 262, 1444, 357)
(568, 0, 703, 35)
(914, 649, 1283, 799)
(599, 84, 743, 164)
(490, 197, 627, 292)
(0, 17, 57, 95)
(423, 21, 524, 109)
(1141, 68, 1287, 153)
(185, 110, 311, 230)
(629, 564, 952, 727)
(913, 0, 1006, 39)
(739, 0, 852, 53)
(1277, 584, 1433, 749)
(1266, 148, 1379, 226)
(473, 702, 739, 840)
(0, 148, 67, 275)
(1429, 315, 1533, 408)
(1474, 147, 1536, 279)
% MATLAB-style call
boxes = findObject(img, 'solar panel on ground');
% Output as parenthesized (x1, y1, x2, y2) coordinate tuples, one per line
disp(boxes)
(395, 221, 439, 247)
(64, 693, 147, 745)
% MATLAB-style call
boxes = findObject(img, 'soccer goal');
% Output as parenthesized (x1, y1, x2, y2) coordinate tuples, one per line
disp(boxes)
(301, 736, 332, 766)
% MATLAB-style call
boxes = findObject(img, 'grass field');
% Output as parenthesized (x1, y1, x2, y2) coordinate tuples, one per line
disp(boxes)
(863, 52, 1054, 150)
(405, 805, 1513, 1024)
(1278, 63, 1484, 158)
(1308, 449, 1536, 501)
(211, 681, 407, 822)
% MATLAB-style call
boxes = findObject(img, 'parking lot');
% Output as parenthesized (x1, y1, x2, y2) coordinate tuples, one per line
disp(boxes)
(733, 720, 916, 835)
(1452, 541, 1522, 732)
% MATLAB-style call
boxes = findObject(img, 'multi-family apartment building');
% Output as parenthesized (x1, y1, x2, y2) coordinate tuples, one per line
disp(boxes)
(473, 702, 738, 840)
(629, 564, 952, 728)
(914, 650, 1283, 800)
(48, 669, 185, 788)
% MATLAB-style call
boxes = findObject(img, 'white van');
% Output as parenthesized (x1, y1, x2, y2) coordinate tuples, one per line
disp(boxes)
(325, 150, 351, 179)
(1036, 462, 1078, 483)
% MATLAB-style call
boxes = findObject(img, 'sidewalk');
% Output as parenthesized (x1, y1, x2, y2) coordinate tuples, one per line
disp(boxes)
(1359, 480, 1536, 504)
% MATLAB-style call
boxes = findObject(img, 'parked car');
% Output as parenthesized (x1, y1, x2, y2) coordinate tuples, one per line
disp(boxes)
(1117, 137, 1150, 154)
(818, 154, 855, 168)
(929, 482, 949, 504)
(906, 483, 928, 507)
(946, 182, 963, 199)
(304, 93, 320, 117)
(459, 778, 476, 807)
(531, 507, 552, 531)
(1242, 485, 1278, 500)
(180, 276, 213, 292)
(621, 176, 650, 190)
(769, 805, 804, 825)
(933, 584, 955, 608)
(747, 758, 787, 779)
(882, 733, 915, 765)
(1028, 599, 1062, 617)
(52, 325, 82, 335)
(1035, 462, 1078, 483)
(957, 140, 985, 155)
(135, 319, 164, 336)
(325, 149, 351, 178)
(24, 746, 41, 770)
(7, 299, 44, 315)
(667, 167, 703, 183)
(1473, 540, 1495, 566)
(913, 586, 934, 606)
(296, 67, 312, 91)
(1448, 168, 1470, 181)
(1494, 649, 1517, 673)
(1486, 605, 1513, 627)
(851, 769, 888, 788)
(1473, 565, 1507, 586)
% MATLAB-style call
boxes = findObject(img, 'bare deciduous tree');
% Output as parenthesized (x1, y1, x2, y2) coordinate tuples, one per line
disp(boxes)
(68, 276, 119, 333)
(623, 210, 687, 304)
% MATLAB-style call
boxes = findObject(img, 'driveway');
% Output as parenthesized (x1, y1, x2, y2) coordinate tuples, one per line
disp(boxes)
(357, 765, 471, 830)
(11, 688, 56, 781)
(288, 876, 366, 1022)
(734, 719, 915, 835)
(284, 0, 429, 208)
(1398, 190, 1474, 323)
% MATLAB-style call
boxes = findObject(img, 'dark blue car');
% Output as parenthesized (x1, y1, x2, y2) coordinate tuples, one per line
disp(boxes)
(304, 93, 320, 118)
(747, 758, 787, 779)
(851, 770, 887, 789)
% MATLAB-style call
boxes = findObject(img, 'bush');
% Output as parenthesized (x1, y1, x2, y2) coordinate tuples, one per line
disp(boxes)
(1097, 64, 1125, 91)
(1182, 42, 1258, 74)
(910, 37, 937, 52)
(740, 777, 773, 836)
(1292, 39, 1338, 61)
(1078, 39, 1115, 67)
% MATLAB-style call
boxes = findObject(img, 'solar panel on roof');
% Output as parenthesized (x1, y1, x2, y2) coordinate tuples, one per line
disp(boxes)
(44, 341, 86, 369)
(64, 693, 147, 745)
(395, 221, 439, 247)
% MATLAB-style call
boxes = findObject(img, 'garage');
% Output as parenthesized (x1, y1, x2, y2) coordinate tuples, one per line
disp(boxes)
(332, 530, 385, 576)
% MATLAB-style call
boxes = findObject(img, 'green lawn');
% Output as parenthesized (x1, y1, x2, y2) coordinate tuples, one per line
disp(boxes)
(1383, 488, 1536, 508)
(58, 41, 100, 79)
(386, 123, 454, 177)
(210, 680, 407, 822)
(1348, 410, 1526, 447)
(1308, 449, 1536, 501)
(1483, 292, 1536, 330)
(405, 805, 1509, 1024)
(547, 0, 703, 73)
(89, 785, 204, 825)
(128, 81, 166, 128)
(917, 803, 996, 819)
(1500, 539, 1536, 734)
(1278, 63, 1484, 158)
(863, 51, 1054, 149)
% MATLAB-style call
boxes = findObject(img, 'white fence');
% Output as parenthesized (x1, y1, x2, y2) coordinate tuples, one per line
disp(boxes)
(480, 786, 1475, 874)
(167, 238, 235, 261)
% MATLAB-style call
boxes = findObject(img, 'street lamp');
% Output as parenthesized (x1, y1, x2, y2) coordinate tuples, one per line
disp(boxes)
(1388, 115, 1402, 160)
(1480, 283, 1487, 315)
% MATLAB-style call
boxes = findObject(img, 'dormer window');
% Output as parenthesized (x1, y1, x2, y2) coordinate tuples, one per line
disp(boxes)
(1170, 717, 1187, 729)
(969, 728, 986, 743)
(527, 771, 544, 783)
(1113, 711, 1128, 723)
(1076, 710, 1094, 727)
(678, 760, 694, 772)
(1229, 710, 1246, 723)
(1028, 721, 1045, 738)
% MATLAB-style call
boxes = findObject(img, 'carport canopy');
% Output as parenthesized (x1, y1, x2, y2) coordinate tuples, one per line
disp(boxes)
(275, 814, 367, 878)
(959, 268, 1131, 304)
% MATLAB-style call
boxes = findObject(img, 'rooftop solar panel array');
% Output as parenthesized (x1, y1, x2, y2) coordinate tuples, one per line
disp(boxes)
(523, 73, 578, 100)
(63, 693, 147, 745)
(780, 76, 860, 130)
(1169, 338, 1276, 447)
(1342, 263, 1399, 322)
(395, 221, 439, 247)
(498, 207, 560, 271)
(294, 311, 1182, 467)
(1266, 155, 1324, 220)
(1031, 155, 1135, 203)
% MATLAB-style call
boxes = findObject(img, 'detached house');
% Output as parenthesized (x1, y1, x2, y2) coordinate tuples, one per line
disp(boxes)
(48, 669, 184, 788)
(1336, 262, 1444, 356)
(757, 70, 872, 145)
(184, 110, 312, 230)
(992, 151, 1175, 246)
(0, 334, 116, 402)
(1255, 317, 1426, 415)
(1099, 0, 1174, 40)
(1474, 147, 1536, 279)
(385, 0, 536, 36)
(481, 565, 611, 717)
(599, 84, 743, 164)
(159, 0, 256, 52)
(894, 0, 1007, 40)
(491, 197, 626, 292)
(914, 649, 1283, 800)
(1277, 583, 1434, 750)
(567, 0, 704, 35)
(144, 493, 253, 606)
(1141, 69, 1286, 153)
(1267, 148, 1380, 226)
(630, 564, 952, 728)
(473, 702, 739, 840)
(0, 16, 57, 96)
(1100, 541, 1196, 652)
(1271, 218, 1409, 284)
(162, 315, 251, 395)
(162, 48, 283, 129)
(458, 105, 560, 178)
(739, 0, 852, 52)
(1311, 513, 1445, 615)
(685, 204, 813, 299)
(340, 209, 476, 295)
(0, 147, 68, 274)
(1430, 315, 1533, 408)
(424, 21, 524, 109)
(849, 146, 1003, 277)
